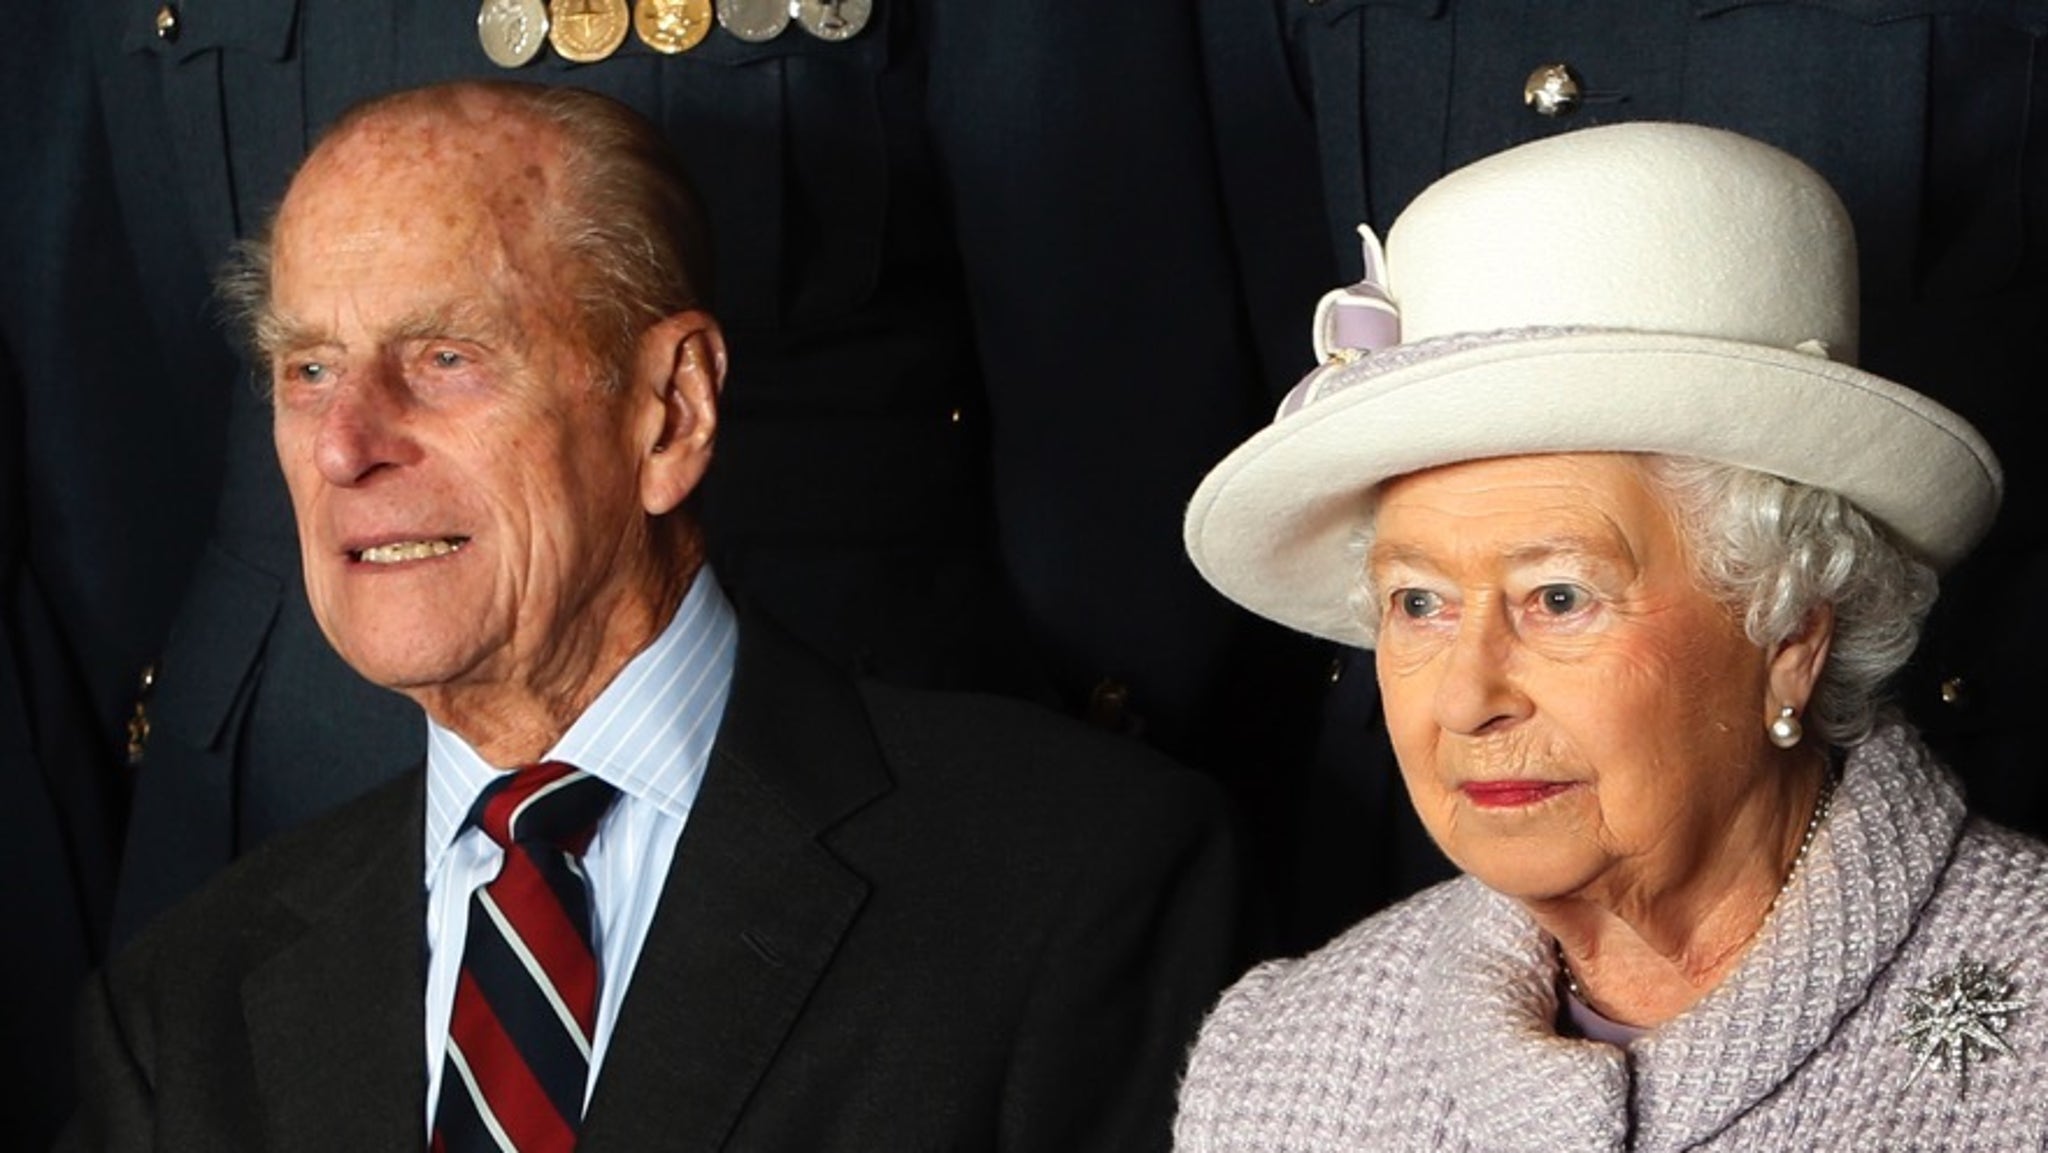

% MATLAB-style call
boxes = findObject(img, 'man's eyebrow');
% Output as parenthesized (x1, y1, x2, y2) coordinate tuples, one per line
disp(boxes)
(252, 311, 325, 361)
(255, 300, 510, 358)
(386, 300, 507, 344)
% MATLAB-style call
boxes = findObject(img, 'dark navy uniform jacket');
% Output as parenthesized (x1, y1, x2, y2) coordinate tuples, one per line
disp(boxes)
(1, 3, 201, 1147)
(1204, 0, 2048, 953)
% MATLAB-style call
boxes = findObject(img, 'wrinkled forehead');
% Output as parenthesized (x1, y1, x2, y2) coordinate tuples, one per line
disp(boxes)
(1368, 454, 1680, 567)
(273, 101, 566, 273)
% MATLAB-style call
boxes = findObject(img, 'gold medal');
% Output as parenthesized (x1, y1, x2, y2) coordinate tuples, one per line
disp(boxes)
(715, 0, 788, 43)
(478, 0, 550, 68)
(549, 0, 631, 63)
(634, 0, 712, 54)
(794, 0, 869, 41)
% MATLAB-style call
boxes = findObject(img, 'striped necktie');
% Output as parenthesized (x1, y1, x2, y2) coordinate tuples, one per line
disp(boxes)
(432, 762, 618, 1153)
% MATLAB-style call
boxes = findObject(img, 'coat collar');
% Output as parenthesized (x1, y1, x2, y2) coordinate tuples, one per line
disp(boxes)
(1415, 725, 1967, 1151)
(1631, 726, 1965, 1148)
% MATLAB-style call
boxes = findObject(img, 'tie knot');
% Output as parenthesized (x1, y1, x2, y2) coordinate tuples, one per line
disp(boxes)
(469, 761, 617, 854)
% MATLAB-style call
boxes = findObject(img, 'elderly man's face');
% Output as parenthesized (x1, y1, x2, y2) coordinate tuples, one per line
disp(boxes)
(1368, 453, 1788, 908)
(266, 110, 680, 736)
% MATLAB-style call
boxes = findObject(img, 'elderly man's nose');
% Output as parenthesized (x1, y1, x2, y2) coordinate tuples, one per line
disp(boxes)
(1433, 607, 1528, 735)
(313, 373, 413, 485)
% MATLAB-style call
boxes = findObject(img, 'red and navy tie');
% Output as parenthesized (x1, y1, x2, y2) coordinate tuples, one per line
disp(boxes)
(432, 762, 617, 1153)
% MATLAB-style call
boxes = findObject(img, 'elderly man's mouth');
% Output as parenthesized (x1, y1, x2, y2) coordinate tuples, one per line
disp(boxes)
(351, 537, 470, 565)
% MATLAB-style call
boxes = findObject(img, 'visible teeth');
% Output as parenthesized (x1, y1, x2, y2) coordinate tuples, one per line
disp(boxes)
(357, 539, 464, 564)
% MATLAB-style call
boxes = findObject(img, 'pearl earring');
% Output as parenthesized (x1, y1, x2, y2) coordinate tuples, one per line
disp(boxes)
(1768, 705, 1803, 749)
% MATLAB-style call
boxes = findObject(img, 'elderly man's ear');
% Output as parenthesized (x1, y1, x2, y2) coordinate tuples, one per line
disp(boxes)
(633, 310, 727, 516)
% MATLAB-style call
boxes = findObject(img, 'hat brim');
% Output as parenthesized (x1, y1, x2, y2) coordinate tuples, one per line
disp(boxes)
(1184, 331, 2002, 648)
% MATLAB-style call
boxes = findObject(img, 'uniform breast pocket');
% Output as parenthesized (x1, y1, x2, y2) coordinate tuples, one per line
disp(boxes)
(120, 0, 308, 255)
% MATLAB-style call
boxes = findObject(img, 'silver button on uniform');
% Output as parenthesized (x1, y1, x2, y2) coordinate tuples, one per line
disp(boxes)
(1940, 676, 1973, 710)
(1524, 63, 1583, 118)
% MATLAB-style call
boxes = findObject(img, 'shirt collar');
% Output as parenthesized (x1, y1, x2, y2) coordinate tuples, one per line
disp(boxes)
(422, 567, 739, 877)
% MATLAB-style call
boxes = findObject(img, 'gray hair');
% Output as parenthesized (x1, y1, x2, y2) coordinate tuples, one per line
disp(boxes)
(1347, 454, 1938, 747)
(216, 81, 714, 390)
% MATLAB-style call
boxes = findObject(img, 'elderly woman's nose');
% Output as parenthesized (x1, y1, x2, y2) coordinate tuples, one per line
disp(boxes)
(1432, 606, 1527, 735)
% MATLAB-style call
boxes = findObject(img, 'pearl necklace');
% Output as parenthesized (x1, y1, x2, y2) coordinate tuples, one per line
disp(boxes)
(1558, 763, 1842, 1008)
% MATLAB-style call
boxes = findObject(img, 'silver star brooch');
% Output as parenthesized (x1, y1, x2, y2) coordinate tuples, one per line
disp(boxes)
(1894, 958, 2028, 1096)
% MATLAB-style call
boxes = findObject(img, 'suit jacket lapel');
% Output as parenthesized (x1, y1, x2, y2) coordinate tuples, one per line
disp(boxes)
(242, 773, 427, 1150)
(580, 612, 888, 1152)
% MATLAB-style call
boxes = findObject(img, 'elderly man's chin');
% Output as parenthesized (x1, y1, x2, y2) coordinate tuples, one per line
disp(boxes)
(329, 629, 498, 698)
(294, 534, 489, 674)
(307, 588, 503, 697)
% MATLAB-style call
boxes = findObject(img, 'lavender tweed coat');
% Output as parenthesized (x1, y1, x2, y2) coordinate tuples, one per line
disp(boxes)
(1174, 725, 2048, 1151)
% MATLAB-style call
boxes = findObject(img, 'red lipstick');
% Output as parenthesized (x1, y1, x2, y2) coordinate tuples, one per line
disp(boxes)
(1460, 781, 1575, 809)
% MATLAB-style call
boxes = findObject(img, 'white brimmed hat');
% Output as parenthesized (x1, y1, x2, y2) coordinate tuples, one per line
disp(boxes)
(1184, 122, 2002, 648)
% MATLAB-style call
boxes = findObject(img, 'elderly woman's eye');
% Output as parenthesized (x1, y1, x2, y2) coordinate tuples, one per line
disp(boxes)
(1396, 589, 1442, 618)
(432, 349, 465, 368)
(1537, 584, 1587, 614)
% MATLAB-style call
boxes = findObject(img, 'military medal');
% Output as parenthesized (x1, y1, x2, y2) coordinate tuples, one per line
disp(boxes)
(549, 0, 631, 62)
(794, 0, 869, 41)
(634, 0, 712, 53)
(478, 0, 550, 68)
(715, 0, 788, 43)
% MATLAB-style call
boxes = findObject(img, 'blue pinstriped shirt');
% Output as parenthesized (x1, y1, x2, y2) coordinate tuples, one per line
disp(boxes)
(419, 569, 738, 1129)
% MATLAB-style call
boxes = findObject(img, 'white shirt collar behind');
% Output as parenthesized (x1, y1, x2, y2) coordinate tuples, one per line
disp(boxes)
(421, 566, 739, 875)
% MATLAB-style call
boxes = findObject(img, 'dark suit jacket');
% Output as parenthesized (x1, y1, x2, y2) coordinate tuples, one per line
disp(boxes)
(1201, 0, 2048, 954)
(58, 614, 1245, 1151)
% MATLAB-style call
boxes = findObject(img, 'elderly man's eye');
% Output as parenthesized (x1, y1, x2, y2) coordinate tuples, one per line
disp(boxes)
(289, 361, 328, 384)
(431, 349, 465, 368)
(1396, 589, 1442, 619)
(1537, 584, 1588, 614)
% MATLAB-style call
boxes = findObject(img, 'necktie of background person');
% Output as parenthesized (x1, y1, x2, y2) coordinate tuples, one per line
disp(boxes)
(432, 761, 619, 1153)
